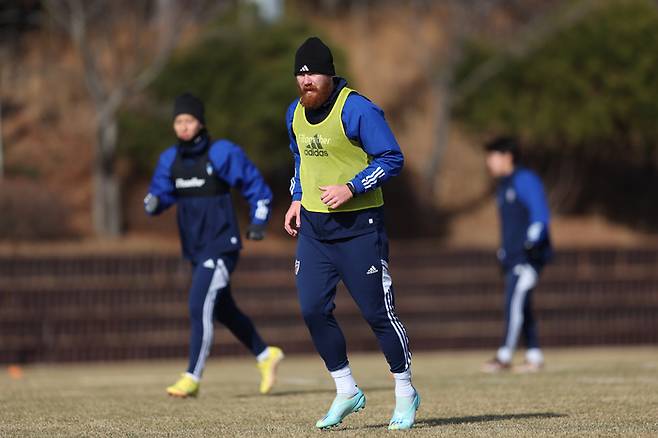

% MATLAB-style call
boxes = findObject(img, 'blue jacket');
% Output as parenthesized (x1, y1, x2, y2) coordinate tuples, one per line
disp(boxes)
(496, 167, 552, 270)
(286, 78, 404, 240)
(146, 133, 272, 263)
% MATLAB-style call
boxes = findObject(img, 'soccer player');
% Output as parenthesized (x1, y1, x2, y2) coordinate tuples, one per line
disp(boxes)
(144, 92, 284, 397)
(284, 37, 419, 430)
(482, 137, 553, 373)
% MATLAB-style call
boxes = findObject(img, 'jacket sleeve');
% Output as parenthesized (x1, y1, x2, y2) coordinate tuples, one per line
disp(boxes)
(515, 170, 551, 244)
(145, 147, 177, 215)
(342, 93, 405, 195)
(286, 101, 303, 202)
(209, 141, 273, 225)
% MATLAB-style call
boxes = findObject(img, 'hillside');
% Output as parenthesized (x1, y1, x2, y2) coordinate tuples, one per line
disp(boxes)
(1, 3, 656, 249)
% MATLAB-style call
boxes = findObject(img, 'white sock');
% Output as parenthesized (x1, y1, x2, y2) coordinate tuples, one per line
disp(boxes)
(497, 346, 513, 364)
(185, 372, 200, 382)
(256, 347, 270, 363)
(393, 369, 415, 398)
(526, 348, 544, 365)
(330, 365, 358, 397)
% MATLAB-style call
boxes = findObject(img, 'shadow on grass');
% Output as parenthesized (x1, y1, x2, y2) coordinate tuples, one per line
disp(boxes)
(235, 385, 391, 398)
(363, 412, 567, 429)
(417, 412, 567, 427)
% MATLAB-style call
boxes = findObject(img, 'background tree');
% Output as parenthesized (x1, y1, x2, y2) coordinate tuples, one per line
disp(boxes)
(454, 0, 658, 229)
(44, 0, 226, 237)
(118, 7, 324, 203)
(0, 1, 42, 180)
(417, 0, 596, 202)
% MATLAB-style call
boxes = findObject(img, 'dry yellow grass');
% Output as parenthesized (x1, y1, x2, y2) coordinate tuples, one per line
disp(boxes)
(2, 347, 657, 437)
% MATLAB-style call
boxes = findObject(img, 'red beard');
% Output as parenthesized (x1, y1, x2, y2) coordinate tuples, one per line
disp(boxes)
(298, 81, 333, 109)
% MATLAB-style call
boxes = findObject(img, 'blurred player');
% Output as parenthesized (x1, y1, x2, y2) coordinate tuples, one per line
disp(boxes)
(144, 92, 283, 397)
(284, 37, 419, 430)
(482, 137, 553, 373)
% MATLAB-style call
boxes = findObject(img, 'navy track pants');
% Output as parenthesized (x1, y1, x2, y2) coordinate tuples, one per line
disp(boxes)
(186, 252, 267, 378)
(501, 263, 541, 351)
(295, 230, 411, 374)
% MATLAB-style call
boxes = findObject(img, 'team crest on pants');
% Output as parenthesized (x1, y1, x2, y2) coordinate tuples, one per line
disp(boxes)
(295, 259, 300, 275)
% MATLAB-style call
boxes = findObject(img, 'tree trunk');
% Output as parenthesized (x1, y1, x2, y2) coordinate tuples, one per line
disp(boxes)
(93, 112, 121, 237)
(423, 28, 466, 201)
(43, 0, 225, 237)
(424, 72, 454, 199)
(0, 100, 4, 180)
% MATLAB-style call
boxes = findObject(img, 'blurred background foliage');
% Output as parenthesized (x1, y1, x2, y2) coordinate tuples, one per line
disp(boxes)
(2, 0, 658, 240)
(118, 4, 343, 198)
(454, 0, 658, 229)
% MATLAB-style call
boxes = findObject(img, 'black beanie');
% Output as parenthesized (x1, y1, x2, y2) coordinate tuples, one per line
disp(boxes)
(173, 92, 205, 124)
(485, 136, 521, 163)
(294, 37, 335, 76)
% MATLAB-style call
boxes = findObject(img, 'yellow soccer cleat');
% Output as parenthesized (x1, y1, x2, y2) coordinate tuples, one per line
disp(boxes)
(166, 374, 199, 398)
(257, 346, 284, 394)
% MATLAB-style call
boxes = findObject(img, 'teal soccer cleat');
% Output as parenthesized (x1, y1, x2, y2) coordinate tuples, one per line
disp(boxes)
(315, 389, 366, 429)
(388, 391, 420, 430)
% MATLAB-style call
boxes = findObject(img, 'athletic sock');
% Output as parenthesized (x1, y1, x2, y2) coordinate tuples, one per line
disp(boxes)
(256, 347, 270, 363)
(330, 365, 358, 397)
(185, 372, 200, 382)
(526, 348, 544, 364)
(496, 346, 513, 364)
(393, 369, 415, 398)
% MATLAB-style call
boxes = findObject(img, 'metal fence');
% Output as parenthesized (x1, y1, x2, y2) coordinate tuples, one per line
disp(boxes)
(1, 248, 657, 363)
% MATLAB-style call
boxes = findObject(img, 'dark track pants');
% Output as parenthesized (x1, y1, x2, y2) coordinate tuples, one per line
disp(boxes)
(187, 252, 267, 378)
(501, 263, 541, 351)
(295, 230, 411, 374)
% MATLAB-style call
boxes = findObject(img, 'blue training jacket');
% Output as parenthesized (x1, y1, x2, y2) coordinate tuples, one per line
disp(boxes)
(145, 133, 272, 263)
(286, 78, 404, 240)
(496, 166, 552, 270)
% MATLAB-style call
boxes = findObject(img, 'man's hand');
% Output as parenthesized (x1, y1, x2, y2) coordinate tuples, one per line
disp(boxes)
(319, 185, 353, 210)
(284, 201, 302, 237)
(246, 223, 266, 241)
(144, 193, 159, 214)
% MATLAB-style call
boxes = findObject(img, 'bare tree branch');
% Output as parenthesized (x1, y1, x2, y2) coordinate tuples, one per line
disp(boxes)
(66, 0, 108, 107)
(42, 0, 225, 236)
(130, 0, 180, 94)
(453, 0, 597, 106)
(423, 0, 597, 201)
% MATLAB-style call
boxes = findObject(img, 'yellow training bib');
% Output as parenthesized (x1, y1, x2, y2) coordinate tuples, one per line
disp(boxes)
(292, 87, 384, 213)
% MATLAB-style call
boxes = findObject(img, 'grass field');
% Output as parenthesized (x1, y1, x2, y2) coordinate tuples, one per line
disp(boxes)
(2, 347, 657, 437)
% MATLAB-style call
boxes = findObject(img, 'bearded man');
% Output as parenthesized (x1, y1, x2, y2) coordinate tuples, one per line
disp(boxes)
(284, 37, 419, 430)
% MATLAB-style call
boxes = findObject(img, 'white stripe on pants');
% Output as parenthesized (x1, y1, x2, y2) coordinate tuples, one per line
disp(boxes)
(381, 259, 412, 370)
(503, 264, 538, 353)
(192, 259, 230, 378)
